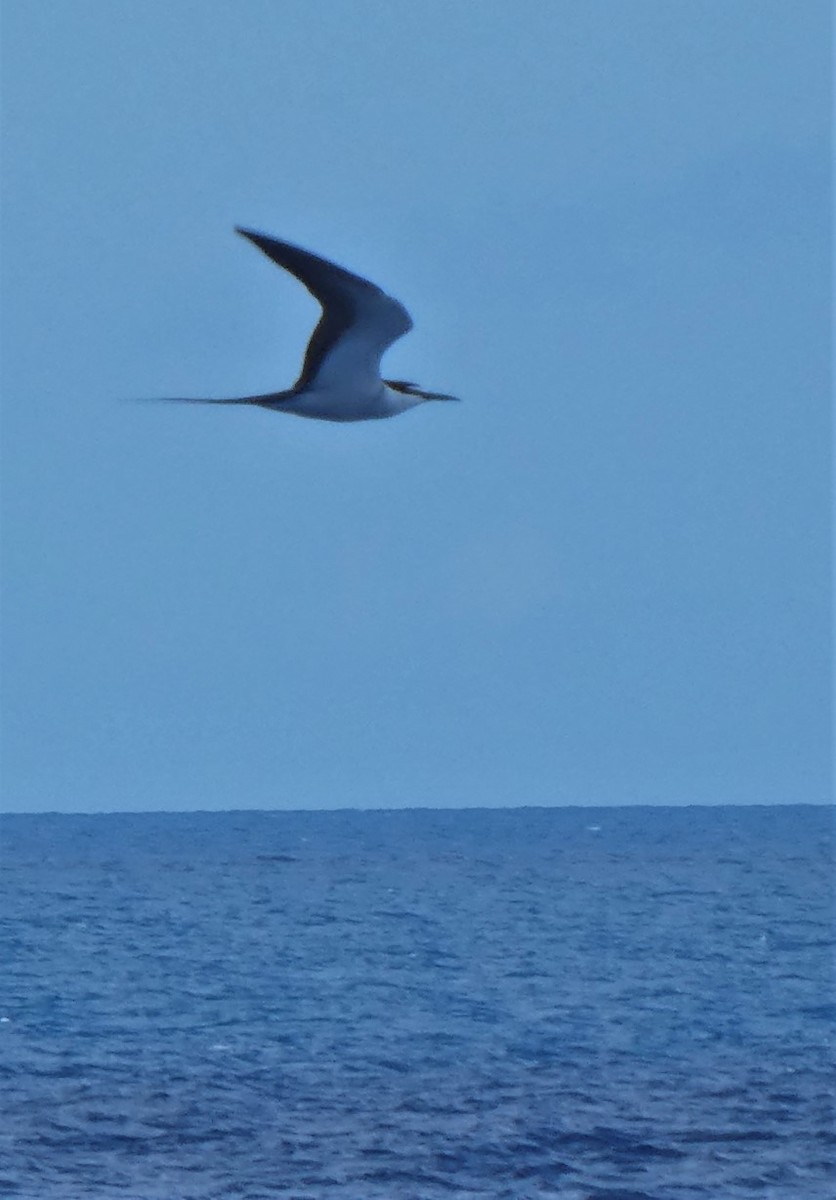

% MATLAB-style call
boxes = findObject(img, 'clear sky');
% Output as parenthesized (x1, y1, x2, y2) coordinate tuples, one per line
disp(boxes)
(0, 1, 831, 813)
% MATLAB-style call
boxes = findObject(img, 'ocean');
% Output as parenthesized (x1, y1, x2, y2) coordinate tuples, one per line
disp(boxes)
(0, 805, 833, 1199)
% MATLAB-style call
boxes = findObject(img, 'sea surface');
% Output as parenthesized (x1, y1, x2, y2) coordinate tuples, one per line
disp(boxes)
(1, 805, 833, 1199)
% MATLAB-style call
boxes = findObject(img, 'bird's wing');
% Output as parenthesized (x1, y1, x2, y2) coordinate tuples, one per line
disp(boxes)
(236, 228, 413, 392)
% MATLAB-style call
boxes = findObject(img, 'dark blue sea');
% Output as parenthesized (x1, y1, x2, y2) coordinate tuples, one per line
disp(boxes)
(1, 805, 833, 1199)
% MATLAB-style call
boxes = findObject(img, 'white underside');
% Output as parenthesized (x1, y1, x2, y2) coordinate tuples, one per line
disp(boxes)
(269, 384, 424, 423)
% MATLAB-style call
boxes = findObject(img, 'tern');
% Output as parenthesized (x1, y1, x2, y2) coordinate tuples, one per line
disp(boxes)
(162, 228, 460, 422)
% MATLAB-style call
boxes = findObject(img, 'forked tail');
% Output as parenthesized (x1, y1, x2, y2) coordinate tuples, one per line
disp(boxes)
(133, 392, 288, 407)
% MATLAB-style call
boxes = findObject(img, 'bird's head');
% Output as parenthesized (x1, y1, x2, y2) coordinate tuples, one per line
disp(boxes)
(385, 379, 460, 403)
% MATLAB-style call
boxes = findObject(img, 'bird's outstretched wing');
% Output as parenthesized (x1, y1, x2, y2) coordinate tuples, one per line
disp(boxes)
(236, 228, 413, 392)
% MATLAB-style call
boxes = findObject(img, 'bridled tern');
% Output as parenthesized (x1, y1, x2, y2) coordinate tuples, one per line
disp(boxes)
(162, 228, 460, 422)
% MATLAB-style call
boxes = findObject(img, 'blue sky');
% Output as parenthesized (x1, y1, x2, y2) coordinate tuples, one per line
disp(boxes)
(1, 1, 831, 812)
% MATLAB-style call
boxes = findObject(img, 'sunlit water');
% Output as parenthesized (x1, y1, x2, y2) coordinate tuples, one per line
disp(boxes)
(1, 805, 833, 1199)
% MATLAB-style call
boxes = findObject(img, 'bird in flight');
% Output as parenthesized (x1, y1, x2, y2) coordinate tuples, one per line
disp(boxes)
(162, 228, 460, 422)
